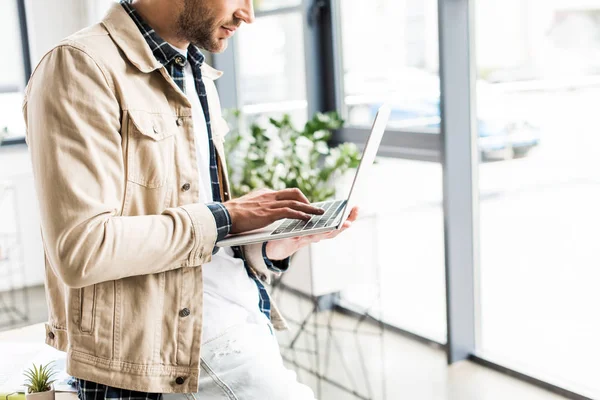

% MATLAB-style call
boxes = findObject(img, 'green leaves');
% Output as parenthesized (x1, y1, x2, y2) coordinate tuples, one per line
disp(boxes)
(23, 362, 57, 393)
(224, 110, 361, 203)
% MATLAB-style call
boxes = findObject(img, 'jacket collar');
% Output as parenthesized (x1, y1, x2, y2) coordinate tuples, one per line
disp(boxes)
(101, 3, 223, 80)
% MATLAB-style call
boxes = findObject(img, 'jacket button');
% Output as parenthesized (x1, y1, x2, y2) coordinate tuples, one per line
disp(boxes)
(175, 377, 185, 385)
(48, 331, 55, 340)
(181, 183, 191, 192)
(179, 308, 191, 318)
(153, 125, 159, 134)
(176, 117, 184, 126)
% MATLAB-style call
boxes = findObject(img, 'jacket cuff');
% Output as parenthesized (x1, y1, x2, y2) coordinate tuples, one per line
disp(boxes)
(180, 203, 219, 266)
(206, 202, 232, 241)
(262, 242, 290, 273)
(206, 202, 232, 255)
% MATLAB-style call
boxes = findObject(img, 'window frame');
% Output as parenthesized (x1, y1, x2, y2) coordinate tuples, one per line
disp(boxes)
(329, 0, 443, 163)
(1, 0, 31, 147)
(212, 1, 594, 398)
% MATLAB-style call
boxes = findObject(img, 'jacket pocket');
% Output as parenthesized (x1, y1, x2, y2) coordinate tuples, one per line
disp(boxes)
(79, 285, 96, 334)
(126, 110, 177, 188)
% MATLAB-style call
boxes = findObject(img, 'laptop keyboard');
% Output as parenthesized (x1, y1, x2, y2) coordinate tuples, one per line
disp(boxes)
(271, 200, 347, 236)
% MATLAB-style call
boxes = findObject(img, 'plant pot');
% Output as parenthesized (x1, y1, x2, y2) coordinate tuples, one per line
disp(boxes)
(26, 389, 55, 400)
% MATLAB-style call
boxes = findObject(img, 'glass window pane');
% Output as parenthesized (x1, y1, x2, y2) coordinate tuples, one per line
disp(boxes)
(0, 0, 25, 92)
(338, 0, 440, 131)
(236, 13, 307, 124)
(341, 158, 446, 343)
(236, 13, 308, 127)
(476, 1, 600, 397)
(237, 13, 307, 105)
(0, 0, 26, 142)
(254, 0, 301, 12)
(0, 93, 26, 141)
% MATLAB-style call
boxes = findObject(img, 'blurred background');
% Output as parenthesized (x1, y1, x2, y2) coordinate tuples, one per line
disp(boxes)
(1, 0, 599, 399)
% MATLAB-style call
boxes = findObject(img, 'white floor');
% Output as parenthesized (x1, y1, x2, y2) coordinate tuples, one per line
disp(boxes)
(0, 286, 575, 400)
(273, 289, 570, 400)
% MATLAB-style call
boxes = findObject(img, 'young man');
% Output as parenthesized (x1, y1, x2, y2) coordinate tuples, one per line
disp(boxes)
(24, 0, 358, 398)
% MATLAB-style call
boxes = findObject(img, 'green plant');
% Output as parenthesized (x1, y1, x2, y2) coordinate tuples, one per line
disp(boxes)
(224, 110, 361, 202)
(23, 362, 57, 393)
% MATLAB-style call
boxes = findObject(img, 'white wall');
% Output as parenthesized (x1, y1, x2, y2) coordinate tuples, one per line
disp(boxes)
(0, 146, 43, 290)
(0, 0, 97, 291)
(25, 0, 88, 66)
(25, 0, 117, 66)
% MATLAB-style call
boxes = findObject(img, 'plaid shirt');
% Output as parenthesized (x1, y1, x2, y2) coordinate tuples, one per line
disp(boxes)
(77, 2, 289, 398)
(121, 0, 230, 236)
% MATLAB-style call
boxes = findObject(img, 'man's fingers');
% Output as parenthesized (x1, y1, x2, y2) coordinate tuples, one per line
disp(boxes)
(277, 208, 312, 221)
(226, 187, 359, 235)
(272, 200, 324, 215)
(274, 188, 311, 204)
(320, 222, 351, 239)
(347, 207, 359, 221)
(306, 227, 343, 242)
(303, 234, 322, 242)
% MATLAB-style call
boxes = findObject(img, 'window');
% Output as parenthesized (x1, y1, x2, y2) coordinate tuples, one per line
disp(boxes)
(215, 0, 599, 396)
(230, 2, 310, 128)
(337, 0, 439, 131)
(0, 0, 29, 144)
(237, 11, 308, 127)
(476, 0, 600, 397)
(340, 158, 446, 343)
(254, 0, 301, 12)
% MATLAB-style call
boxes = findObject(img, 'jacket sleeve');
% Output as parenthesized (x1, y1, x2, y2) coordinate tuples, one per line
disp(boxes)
(24, 44, 217, 288)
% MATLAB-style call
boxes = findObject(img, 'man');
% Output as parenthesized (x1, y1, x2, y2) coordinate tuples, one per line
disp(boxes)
(23, 0, 358, 398)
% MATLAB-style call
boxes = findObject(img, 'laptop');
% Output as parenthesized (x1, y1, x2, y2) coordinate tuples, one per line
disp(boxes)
(216, 104, 390, 247)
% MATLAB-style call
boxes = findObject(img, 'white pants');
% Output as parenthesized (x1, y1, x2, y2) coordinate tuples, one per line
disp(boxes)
(164, 322, 316, 400)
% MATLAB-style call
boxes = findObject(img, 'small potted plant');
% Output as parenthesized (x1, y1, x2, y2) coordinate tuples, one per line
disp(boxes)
(23, 362, 57, 400)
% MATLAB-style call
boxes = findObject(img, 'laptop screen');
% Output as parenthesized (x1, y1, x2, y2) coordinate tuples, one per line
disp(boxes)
(335, 104, 390, 227)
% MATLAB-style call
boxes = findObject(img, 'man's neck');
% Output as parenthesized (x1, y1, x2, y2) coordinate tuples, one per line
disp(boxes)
(130, 0, 190, 50)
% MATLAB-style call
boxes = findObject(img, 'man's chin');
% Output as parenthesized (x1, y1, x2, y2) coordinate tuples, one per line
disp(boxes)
(206, 38, 228, 53)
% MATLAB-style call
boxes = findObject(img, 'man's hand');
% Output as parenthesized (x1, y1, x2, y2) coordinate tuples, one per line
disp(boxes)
(223, 188, 325, 234)
(265, 206, 359, 261)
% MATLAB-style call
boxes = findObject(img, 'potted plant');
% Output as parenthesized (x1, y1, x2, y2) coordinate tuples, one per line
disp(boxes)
(23, 362, 57, 400)
(224, 110, 361, 202)
(224, 110, 371, 296)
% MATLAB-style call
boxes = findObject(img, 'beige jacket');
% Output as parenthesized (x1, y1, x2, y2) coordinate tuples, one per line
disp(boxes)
(23, 3, 286, 393)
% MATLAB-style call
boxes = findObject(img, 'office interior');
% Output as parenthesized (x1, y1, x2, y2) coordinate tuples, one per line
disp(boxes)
(0, 0, 598, 399)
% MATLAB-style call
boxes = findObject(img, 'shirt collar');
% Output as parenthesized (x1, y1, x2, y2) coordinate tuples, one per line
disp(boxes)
(101, 1, 223, 80)
(119, 0, 205, 67)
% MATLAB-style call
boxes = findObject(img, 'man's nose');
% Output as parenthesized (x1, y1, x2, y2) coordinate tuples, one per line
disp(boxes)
(235, 0, 255, 24)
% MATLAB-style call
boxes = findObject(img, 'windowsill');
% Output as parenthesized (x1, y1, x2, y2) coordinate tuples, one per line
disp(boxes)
(0, 137, 26, 146)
